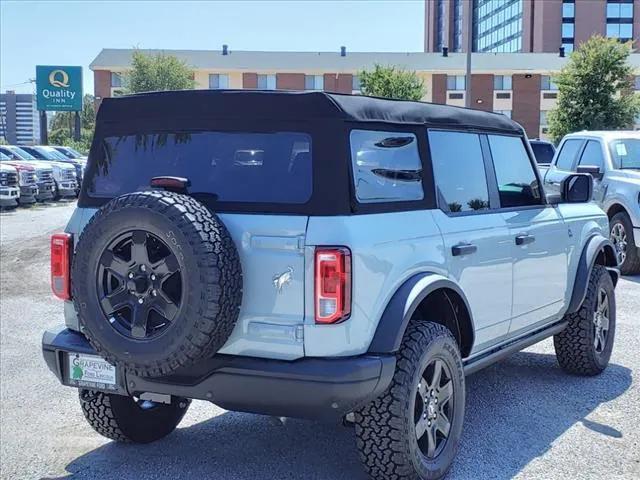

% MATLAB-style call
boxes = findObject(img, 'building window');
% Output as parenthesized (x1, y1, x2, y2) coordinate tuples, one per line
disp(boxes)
(257, 74, 276, 90)
(352, 75, 361, 92)
(447, 75, 466, 90)
(494, 75, 512, 90)
(634, 76, 640, 90)
(494, 110, 512, 118)
(607, 23, 633, 40)
(541, 75, 558, 91)
(561, 1, 575, 52)
(111, 73, 122, 88)
(304, 75, 324, 91)
(473, 0, 523, 53)
(209, 74, 229, 89)
(606, 0, 634, 41)
(562, 1, 575, 18)
(436, 0, 446, 52)
(562, 23, 574, 38)
(607, 1, 634, 19)
(453, 0, 464, 52)
(540, 111, 549, 126)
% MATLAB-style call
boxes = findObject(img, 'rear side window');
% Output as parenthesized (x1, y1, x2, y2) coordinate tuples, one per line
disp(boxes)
(488, 135, 542, 208)
(89, 131, 312, 204)
(349, 130, 424, 203)
(530, 142, 555, 164)
(428, 130, 490, 213)
(555, 139, 583, 170)
(578, 140, 605, 170)
(609, 138, 640, 169)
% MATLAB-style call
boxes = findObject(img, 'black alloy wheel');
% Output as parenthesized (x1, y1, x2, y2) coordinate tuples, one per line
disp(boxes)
(414, 359, 455, 459)
(97, 229, 182, 340)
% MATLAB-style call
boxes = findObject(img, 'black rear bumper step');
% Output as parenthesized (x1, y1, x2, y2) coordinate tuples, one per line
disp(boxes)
(42, 328, 396, 421)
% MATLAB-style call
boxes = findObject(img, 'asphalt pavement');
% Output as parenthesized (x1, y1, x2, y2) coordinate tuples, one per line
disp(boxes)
(0, 203, 638, 479)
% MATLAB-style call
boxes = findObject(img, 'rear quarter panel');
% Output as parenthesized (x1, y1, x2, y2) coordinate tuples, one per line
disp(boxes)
(304, 210, 446, 357)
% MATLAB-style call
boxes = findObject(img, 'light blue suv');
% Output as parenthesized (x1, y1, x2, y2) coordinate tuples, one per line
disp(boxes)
(43, 91, 619, 480)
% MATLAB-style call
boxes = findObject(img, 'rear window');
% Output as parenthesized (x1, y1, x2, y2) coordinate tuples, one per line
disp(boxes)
(530, 142, 555, 164)
(609, 138, 640, 169)
(89, 131, 312, 203)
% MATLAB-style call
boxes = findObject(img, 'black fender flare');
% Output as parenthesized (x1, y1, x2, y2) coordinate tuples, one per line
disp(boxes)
(567, 234, 619, 314)
(367, 273, 475, 357)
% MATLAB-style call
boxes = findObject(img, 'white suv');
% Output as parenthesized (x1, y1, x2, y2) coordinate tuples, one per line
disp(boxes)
(545, 131, 640, 274)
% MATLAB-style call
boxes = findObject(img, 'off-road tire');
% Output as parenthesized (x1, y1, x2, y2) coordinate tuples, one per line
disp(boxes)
(354, 322, 465, 480)
(79, 389, 190, 443)
(610, 212, 640, 275)
(554, 265, 616, 376)
(73, 190, 242, 377)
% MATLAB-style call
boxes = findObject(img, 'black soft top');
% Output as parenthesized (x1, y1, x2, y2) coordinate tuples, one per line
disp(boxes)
(96, 89, 523, 134)
(82, 90, 526, 215)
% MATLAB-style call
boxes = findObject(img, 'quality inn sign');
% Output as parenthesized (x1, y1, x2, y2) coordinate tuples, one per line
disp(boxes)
(36, 65, 83, 111)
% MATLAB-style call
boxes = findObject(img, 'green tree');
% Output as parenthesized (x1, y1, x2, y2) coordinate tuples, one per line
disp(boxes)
(124, 50, 195, 94)
(49, 94, 96, 153)
(359, 64, 425, 101)
(548, 36, 640, 144)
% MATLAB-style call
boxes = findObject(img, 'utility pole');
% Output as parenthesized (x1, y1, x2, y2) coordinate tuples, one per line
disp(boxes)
(464, 0, 473, 108)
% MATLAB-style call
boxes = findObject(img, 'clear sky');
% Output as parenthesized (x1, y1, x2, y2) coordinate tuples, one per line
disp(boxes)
(1, 0, 425, 95)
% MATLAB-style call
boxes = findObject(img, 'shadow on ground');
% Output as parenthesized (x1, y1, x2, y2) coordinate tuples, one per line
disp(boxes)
(47, 352, 631, 480)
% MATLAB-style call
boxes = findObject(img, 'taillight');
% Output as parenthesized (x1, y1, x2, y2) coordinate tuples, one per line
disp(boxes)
(315, 247, 351, 324)
(51, 233, 72, 300)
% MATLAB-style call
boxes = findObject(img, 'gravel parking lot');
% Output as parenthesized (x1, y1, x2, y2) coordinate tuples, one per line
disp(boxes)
(1, 203, 638, 480)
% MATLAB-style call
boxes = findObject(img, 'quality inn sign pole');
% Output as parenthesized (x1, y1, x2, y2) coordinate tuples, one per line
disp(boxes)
(35, 65, 83, 144)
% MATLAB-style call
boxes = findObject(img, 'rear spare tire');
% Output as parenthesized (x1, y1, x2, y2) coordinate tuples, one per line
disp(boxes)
(72, 190, 242, 377)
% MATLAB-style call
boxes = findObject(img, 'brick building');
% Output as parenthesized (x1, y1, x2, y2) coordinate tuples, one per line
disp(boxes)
(425, 0, 640, 53)
(89, 48, 640, 139)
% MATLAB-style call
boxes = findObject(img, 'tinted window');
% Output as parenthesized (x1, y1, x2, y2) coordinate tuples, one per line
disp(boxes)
(530, 142, 555, 164)
(429, 131, 489, 213)
(555, 139, 583, 170)
(578, 140, 605, 170)
(609, 138, 640, 169)
(89, 131, 312, 204)
(350, 130, 423, 203)
(488, 135, 542, 208)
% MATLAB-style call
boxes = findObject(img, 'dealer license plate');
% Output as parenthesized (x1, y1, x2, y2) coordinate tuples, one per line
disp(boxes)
(68, 353, 117, 389)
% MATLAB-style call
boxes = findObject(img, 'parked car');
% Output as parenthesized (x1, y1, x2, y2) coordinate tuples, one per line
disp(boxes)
(0, 146, 52, 202)
(43, 91, 619, 480)
(53, 145, 88, 161)
(0, 160, 20, 208)
(529, 139, 556, 174)
(50, 145, 87, 189)
(544, 131, 640, 274)
(19, 146, 78, 199)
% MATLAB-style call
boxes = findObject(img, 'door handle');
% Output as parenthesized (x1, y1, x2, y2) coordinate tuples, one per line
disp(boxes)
(515, 234, 536, 246)
(452, 243, 477, 256)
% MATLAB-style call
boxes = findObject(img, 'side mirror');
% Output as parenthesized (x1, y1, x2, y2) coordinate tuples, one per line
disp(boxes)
(562, 173, 593, 203)
(577, 165, 603, 180)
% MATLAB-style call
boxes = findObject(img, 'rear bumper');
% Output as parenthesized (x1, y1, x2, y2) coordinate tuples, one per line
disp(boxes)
(42, 328, 395, 420)
(634, 227, 640, 248)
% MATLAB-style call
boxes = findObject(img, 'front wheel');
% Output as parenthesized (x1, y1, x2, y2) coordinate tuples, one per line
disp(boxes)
(355, 322, 465, 480)
(79, 390, 190, 443)
(554, 265, 616, 376)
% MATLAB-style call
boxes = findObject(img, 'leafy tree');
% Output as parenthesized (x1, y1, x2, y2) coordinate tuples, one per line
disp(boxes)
(49, 94, 96, 152)
(360, 64, 425, 101)
(548, 36, 640, 144)
(124, 50, 195, 94)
